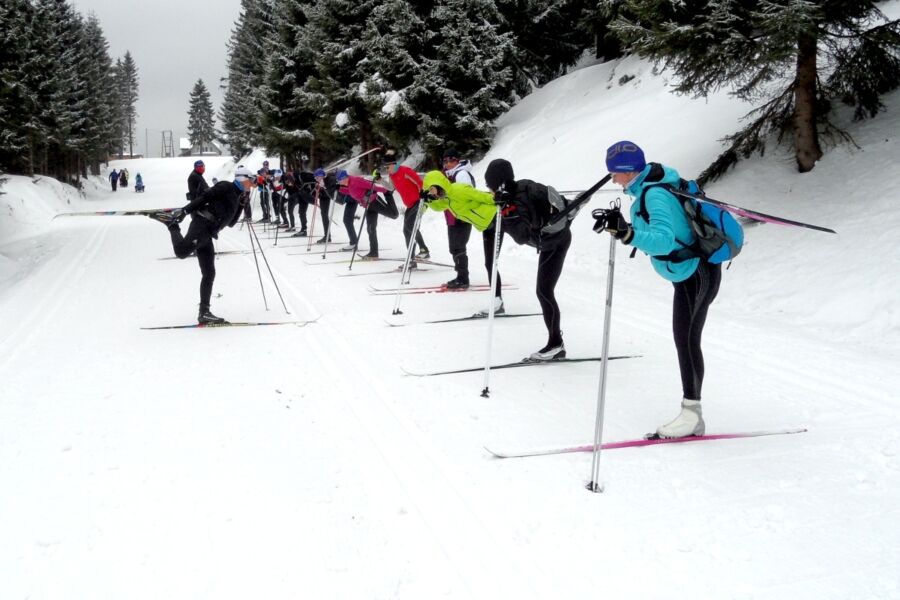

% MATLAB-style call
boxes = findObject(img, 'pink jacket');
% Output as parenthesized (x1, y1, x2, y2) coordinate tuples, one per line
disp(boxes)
(340, 175, 388, 208)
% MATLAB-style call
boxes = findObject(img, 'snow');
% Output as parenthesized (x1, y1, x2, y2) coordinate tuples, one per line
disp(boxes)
(2, 55, 900, 599)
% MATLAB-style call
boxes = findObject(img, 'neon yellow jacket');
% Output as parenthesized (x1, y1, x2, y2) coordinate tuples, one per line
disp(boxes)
(422, 171, 497, 231)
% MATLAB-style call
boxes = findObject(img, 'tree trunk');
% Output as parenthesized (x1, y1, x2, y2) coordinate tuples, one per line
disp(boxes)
(793, 32, 822, 173)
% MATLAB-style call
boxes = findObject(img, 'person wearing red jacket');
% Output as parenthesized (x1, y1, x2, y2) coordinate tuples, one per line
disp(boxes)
(381, 148, 430, 267)
(336, 170, 398, 258)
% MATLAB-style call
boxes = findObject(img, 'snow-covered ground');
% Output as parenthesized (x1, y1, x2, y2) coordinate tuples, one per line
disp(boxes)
(2, 57, 899, 599)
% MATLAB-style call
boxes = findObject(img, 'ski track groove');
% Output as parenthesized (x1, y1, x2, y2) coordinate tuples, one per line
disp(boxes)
(0, 224, 109, 375)
(223, 232, 567, 600)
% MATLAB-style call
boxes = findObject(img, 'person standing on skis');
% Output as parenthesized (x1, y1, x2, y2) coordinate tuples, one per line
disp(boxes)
(594, 140, 722, 438)
(148, 166, 254, 324)
(187, 160, 209, 201)
(422, 170, 503, 315)
(484, 158, 574, 361)
(380, 148, 430, 268)
(336, 169, 398, 259)
(442, 148, 475, 289)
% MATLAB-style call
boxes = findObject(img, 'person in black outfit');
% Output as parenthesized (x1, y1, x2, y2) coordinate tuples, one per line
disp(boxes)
(485, 158, 575, 361)
(187, 160, 209, 201)
(312, 168, 332, 244)
(149, 166, 254, 324)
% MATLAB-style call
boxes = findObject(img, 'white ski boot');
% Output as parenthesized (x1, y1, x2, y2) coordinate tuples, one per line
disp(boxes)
(656, 399, 705, 438)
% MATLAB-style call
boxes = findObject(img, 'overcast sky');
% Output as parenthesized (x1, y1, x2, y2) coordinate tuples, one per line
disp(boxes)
(70, 0, 243, 157)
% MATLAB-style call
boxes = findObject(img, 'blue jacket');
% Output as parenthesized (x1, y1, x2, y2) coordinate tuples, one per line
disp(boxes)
(624, 163, 699, 283)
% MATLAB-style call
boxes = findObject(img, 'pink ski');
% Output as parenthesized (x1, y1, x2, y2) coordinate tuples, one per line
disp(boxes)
(485, 427, 807, 458)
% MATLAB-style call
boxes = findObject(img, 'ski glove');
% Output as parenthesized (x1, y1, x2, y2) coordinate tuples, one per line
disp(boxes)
(171, 208, 187, 222)
(594, 208, 633, 243)
(372, 169, 381, 181)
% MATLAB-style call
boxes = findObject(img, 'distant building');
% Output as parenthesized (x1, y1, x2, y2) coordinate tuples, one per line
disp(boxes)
(179, 137, 224, 157)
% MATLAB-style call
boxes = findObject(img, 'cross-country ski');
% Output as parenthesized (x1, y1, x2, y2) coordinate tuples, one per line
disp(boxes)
(401, 355, 638, 377)
(140, 319, 319, 330)
(385, 312, 542, 326)
(485, 428, 808, 458)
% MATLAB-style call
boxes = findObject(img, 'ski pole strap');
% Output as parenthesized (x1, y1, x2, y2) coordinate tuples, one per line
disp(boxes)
(545, 174, 611, 228)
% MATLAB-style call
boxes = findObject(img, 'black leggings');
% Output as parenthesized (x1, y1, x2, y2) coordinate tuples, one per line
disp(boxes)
(403, 201, 428, 254)
(319, 196, 331, 237)
(364, 193, 399, 254)
(169, 217, 217, 309)
(448, 220, 472, 280)
(536, 228, 571, 346)
(672, 260, 722, 400)
(286, 193, 308, 230)
(482, 222, 503, 298)
(258, 187, 270, 219)
(342, 198, 358, 245)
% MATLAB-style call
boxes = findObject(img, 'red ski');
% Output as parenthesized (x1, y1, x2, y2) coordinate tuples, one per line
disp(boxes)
(485, 428, 807, 458)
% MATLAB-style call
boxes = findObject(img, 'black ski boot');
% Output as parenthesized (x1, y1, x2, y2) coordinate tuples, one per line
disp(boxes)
(315, 235, 331, 244)
(444, 276, 469, 290)
(148, 209, 184, 229)
(198, 307, 226, 325)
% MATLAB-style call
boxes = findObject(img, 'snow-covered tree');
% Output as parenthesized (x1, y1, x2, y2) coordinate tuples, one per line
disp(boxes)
(408, 0, 516, 164)
(219, 0, 268, 158)
(187, 79, 216, 152)
(114, 50, 139, 157)
(611, 0, 900, 177)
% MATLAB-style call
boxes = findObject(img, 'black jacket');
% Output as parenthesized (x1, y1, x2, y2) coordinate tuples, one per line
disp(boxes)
(183, 181, 245, 233)
(501, 179, 568, 250)
(187, 169, 209, 201)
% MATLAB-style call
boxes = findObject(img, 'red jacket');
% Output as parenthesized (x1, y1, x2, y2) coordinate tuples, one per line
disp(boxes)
(339, 175, 388, 208)
(388, 165, 423, 209)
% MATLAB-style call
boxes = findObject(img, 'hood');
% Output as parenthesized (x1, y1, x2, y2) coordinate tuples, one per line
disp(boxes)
(626, 162, 682, 197)
(423, 170, 452, 192)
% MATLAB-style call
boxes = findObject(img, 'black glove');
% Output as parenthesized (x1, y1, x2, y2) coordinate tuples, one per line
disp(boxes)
(593, 208, 633, 243)
(171, 208, 187, 223)
(493, 190, 513, 206)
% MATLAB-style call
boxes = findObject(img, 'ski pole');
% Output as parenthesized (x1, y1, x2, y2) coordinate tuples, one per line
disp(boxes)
(247, 218, 269, 310)
(249, 222, 291, 314)
(391, 201, 426, 315)
(348, 205, 368, 271)
(322, 189, 338, 259)
(306, 184, 319, 251)
(480, 205, 504, 398)
(587, 220, 619, 493)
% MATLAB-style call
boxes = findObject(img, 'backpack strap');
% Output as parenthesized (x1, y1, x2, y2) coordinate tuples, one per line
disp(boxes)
(635, 183, 699, 263)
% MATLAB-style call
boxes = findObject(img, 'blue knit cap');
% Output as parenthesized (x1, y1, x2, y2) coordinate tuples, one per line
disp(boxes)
(314, 168, 326, 178)
(605, 141, 646, 173)
(336, 169, 349, 182)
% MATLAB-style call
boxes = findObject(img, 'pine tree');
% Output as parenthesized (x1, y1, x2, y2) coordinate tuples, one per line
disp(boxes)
(78, 14, 117, 176)
(0, 0, 35, 174)
(219, 0, 267, 158)
(408, 0, 516, 164)
(611, 0, 900, 177)
(116, 50, 139, 158)
(496, 0, 594, 95)
(187, 79, 216, 153)
(295, 0, 384, 169)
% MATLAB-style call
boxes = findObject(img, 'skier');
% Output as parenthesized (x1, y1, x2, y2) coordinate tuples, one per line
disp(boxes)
(187, 160, 208, 201)
(271, 169, 288, 227)
(312, 168, 333, 244)
(441, 148, 475, 289)
(109, 169, 118, 191)
(336, 169, 398, 258)
(134, 173, 144, 192)
(422, 170, 503, 314)
(290, 170, 317, 237)
(381, 148, 430, 269)
(256, 160, 272, 223)
(483, 158, 574, 360)
(147, 165, 254, 324)
(282, 172, 301, 233)
(595, 140, 722, 438)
